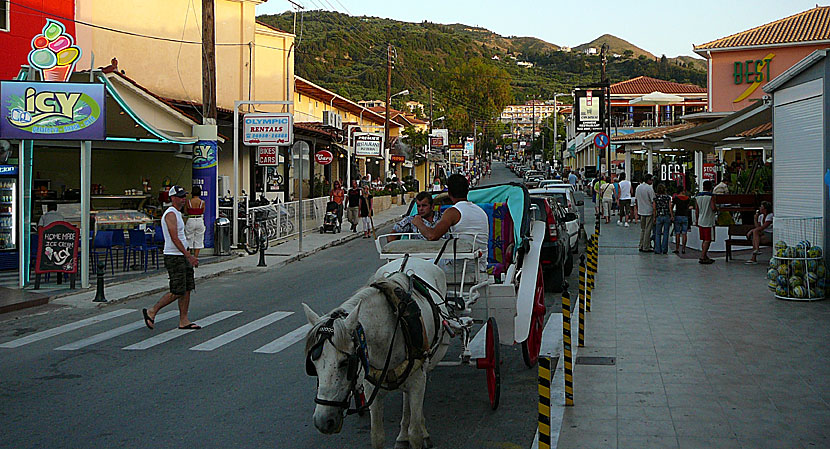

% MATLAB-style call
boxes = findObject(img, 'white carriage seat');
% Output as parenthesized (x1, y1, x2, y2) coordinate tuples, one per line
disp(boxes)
(382, 239, 475, 255)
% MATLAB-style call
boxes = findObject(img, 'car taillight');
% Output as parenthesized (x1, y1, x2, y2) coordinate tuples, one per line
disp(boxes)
(546, 211, 558, 241)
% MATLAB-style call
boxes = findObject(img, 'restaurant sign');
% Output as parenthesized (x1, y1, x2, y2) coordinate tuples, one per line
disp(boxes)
(243, 113, 293, 146)
(354, 132, 383, 157)
(0, 81, 106, 140)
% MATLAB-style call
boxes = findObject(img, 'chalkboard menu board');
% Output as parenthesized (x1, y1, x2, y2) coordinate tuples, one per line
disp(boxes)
(35, 221, 79, 274)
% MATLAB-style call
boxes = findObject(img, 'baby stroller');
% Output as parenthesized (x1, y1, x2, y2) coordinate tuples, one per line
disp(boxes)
(320, 201, 341, 233)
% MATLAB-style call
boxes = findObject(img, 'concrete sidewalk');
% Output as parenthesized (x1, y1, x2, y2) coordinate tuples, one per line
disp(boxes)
(555, 207, 830, 448)
(51, 204, 409, 310)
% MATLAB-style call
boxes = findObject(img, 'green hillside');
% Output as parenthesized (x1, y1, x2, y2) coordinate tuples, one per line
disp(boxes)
(574, 33, 655, 59)
(257, 11, 706, 122)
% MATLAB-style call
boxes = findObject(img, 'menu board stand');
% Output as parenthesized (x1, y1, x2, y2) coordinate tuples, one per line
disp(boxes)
(34, 221, 79, 290)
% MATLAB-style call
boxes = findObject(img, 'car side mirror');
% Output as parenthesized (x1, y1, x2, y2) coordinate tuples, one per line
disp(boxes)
(576, 200, 584, 206)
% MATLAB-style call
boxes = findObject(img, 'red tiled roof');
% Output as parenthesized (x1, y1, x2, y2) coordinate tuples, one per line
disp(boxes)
(611, 76, 706, 95)
(736, 122, 772, 138)
(295, 122, 336, 139)
(612, 123, 696, 141)
(695, 6, 830, 51)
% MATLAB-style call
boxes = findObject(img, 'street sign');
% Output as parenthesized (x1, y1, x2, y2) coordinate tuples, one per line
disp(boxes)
(314, 149, 333, 165)
(594, 132, 610, 149)
(242, 112, 293, 146)
(354, 132, 383, 157)
(574, 89, 605, 133)
(257, 145, 279, 166)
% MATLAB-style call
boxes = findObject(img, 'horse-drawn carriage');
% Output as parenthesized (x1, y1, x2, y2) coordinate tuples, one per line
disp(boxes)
(303, 182, 546, 449)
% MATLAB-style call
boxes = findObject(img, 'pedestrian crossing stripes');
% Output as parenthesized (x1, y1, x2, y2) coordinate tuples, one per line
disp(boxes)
(0, 309, 135, 348)
(55, 310, 180, 351)
(254, 323, 312, 354)
(190, 311, 293, 351)
(123, 311, 242, 350)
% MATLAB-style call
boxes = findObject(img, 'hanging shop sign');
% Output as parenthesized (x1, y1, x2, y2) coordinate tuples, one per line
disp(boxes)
(390, 155, 405, 163)
(354, 132, 383, 157)
(574, 89, 605, 133)
(257, 145, 279, 166)
(430, 136, 443, 149)
(430, 129, 448, 148)
(464, 138, 474, 157)
(35, 221, 79, 274)
(314, 149, 334, 165)
(28, 20, 82, 82)
(702, 163, 717, 182)
(0, 81, 106, 140)
(242, 112, 293, 145)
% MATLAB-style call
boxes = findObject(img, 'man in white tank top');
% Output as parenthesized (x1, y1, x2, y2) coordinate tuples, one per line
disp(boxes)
(142, 185, 201, 331)
(412, 174, 490, 272)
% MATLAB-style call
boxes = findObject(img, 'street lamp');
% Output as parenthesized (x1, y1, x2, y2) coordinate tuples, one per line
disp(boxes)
(391, 89, 409, 99)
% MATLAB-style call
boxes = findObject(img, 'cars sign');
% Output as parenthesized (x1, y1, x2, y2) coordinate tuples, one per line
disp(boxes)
(314, 150, 333, 165)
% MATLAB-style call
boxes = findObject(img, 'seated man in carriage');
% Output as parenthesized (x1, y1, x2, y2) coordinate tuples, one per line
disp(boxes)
(389, 191, 444, 241)
(411, 174, 490, 273)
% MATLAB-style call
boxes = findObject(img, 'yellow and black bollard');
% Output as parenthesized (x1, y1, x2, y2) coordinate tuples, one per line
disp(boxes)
(562, 290, 574, 406)
(538, 355, 553, 449)
(586, 238, 596, 312)
(578, 256, 586, 347)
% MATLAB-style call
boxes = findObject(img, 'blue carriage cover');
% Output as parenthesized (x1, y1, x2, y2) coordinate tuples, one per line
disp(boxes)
(405, 182, 531, 251)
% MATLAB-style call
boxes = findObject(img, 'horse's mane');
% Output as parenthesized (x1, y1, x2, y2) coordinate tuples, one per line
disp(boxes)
(304, 274, 403, 355)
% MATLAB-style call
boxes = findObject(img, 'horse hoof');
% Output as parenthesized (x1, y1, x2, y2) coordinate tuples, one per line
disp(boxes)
(424, 437, 434, 449)
(394, 441, 410, 449)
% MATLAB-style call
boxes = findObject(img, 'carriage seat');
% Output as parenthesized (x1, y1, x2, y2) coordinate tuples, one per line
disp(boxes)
(382, 239, 475, 255)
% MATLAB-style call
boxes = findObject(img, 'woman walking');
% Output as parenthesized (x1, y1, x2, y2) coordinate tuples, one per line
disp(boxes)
(184, 185, 206, 257)
(653, 183, 673, 255)
(672, 187, 692, 254)
(600, 176, 615, 224)
(359, 187, 374, 239)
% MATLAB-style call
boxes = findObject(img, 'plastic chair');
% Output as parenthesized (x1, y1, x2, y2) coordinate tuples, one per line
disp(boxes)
(127, 229, 159, 272)
(152, 225, 165, 250)
(110, 230, 126, 271)
(91, 230, 115, 275)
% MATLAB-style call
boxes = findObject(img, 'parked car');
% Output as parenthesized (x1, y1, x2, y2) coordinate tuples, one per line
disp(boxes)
(530, 195, 569, 292)
(538, 179, 570, 190)
(530, 186, 584, 253)
(525, 174, 544, 189)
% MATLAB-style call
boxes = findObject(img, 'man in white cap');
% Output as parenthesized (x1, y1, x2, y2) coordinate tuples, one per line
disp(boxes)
(142, 185, 200, 330)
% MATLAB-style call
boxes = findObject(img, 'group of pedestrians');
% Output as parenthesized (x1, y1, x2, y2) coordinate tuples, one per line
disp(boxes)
(331, 180, 375, 238)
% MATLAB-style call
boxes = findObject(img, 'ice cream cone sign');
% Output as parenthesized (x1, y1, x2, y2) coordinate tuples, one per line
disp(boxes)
(28, 20, 82, 82)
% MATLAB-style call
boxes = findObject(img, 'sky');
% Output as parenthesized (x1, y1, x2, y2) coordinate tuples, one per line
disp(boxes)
(256, 0, 824, 58)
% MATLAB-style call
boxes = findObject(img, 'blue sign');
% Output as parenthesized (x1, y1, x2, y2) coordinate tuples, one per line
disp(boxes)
(193, 140, 217, 248)
(594, 132, 609, 149)
(0, 81, 106, 140)
(0, 165, 17, 175)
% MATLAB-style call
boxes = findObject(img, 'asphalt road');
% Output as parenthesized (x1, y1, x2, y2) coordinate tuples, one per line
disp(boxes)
(0, 163, 583, 449)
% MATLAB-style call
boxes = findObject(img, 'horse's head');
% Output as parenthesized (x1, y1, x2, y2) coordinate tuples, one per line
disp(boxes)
(302, 302, 363, 434)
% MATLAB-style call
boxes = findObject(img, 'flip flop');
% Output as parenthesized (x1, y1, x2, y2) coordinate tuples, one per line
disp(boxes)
(178, 323, 202, 330)
(142, 308, 154, 330)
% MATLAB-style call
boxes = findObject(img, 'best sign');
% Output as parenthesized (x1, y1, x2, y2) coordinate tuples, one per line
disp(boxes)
(243, 113, 293, 146)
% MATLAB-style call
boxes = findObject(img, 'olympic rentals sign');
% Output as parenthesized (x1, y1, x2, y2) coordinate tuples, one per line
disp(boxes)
(243, 113, 293, 146)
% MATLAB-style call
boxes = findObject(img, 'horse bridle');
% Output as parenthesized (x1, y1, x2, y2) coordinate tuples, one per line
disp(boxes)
(306, 311, 370, 412)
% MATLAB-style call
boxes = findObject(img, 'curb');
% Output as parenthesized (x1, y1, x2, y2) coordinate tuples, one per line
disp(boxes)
(52, 214, 402, 309)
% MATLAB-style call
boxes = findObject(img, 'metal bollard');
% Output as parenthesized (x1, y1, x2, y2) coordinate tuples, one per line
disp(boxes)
(562, 290, 574, 406)
(257, 232, 267, 267)
(538, 355, 553, 449)
(92, 260, 107, 303)
(578, 256, 586, 347)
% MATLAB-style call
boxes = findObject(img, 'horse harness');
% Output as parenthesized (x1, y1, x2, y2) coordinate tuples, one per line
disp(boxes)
(305, 257, 446, 416)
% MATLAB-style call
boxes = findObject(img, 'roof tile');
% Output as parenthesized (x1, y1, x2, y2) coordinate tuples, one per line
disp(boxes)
(611, 76, 706, 95)
(695, 6, 830, 50)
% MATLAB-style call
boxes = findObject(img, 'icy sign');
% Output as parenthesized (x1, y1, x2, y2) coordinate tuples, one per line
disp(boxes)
(243, 113, 293, 146)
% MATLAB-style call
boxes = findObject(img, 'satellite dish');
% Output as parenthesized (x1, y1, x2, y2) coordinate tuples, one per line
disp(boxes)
(0, 140, 10, 164)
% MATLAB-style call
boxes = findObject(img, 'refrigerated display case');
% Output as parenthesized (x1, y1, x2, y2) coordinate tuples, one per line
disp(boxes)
(0, 165, 18, 270)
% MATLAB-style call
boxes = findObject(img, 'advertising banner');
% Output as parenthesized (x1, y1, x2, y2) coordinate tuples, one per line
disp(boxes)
(430, 129, 448, 148)
(242, 113, 292, 145)
(354, 132, 383, 157)
(702, 163, 717, 182)
(464, 138, 474, 157)
(449, 149, 463, 164)
(429, 136, 443, 149)
(192, 140, 218, 248)
(257, 146, 279, 166)
(35, 221, 79, 274)
(574, 89, 605, 133)
(0, 81, 106, 140)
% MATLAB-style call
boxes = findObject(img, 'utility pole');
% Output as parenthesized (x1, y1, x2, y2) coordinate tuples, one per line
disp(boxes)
(600, 43, 610, 176)
(384, 43, 392, 181)
(429, 87, 434, 134)
(202, 0, 217, 122)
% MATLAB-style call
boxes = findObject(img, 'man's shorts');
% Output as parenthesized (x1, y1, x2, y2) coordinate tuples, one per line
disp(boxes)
(674, 216, 689, 235)
(698, 226, 715, 242)
(619, 199, 631, 217)
(164, 255, 195, 295)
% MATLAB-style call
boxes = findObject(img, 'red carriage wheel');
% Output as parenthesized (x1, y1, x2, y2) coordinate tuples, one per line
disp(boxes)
(522, 264, 546, 367)
(476, 317, 501, 410)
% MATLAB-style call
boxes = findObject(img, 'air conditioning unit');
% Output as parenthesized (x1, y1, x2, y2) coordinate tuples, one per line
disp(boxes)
(322, 111, 342, 129)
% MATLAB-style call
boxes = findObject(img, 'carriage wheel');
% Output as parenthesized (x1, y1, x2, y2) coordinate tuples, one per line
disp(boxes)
(521, 265, 546, 368)
(476, 317, 501, 410)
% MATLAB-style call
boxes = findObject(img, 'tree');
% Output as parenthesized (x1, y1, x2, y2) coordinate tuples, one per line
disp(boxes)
(622, 49, 634, 59)
(401, 125, 429, 151)
(447, 58, 512, 131)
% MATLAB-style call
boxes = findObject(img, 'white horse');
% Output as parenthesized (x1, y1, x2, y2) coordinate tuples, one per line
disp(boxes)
(303, 257, 449, 449)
